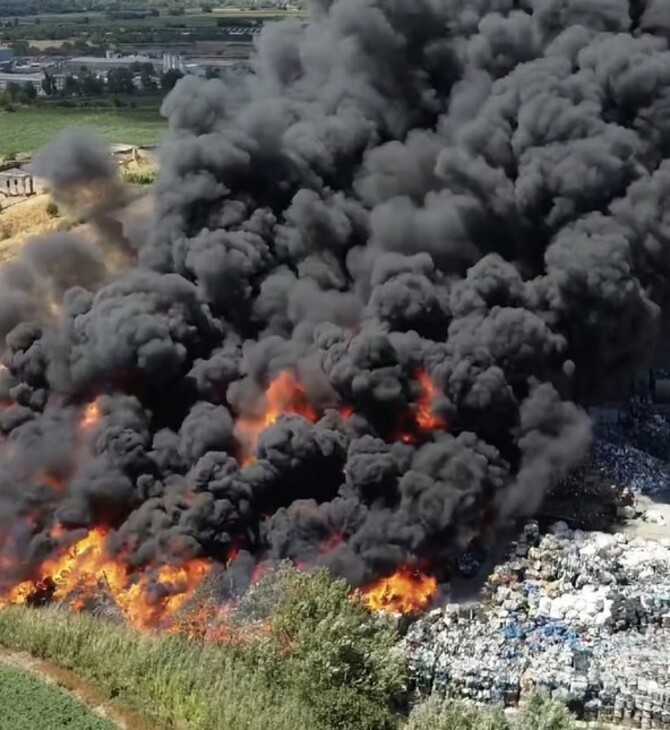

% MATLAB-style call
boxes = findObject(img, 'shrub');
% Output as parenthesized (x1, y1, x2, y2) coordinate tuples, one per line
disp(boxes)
(257, 565, 407, 730)
(405, 695, 578, 730)
(405, 697, 508, 730)
(515, 694, 578, 730)
(45, 201, 59, 218)
(122, 168, 156, 186)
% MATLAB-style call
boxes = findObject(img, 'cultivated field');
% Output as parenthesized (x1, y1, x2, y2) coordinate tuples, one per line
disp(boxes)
(0, 107, 165, 157)
(0, 662, 115, 730)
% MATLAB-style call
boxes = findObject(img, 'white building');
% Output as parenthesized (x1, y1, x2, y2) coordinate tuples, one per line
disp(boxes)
(0, 72, 44, 94)
(0, 168, 36, 198)
(65, 53, 155, 74)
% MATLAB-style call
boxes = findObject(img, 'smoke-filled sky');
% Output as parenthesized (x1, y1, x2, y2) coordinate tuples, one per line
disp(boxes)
(1, 0, 670, 590)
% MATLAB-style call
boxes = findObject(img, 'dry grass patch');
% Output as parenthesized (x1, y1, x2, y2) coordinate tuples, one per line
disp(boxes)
(0, 195, 75, 261)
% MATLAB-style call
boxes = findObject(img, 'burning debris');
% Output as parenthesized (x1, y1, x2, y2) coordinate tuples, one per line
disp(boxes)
(3, 0, 670, 633)
(361, 566, 439, 615)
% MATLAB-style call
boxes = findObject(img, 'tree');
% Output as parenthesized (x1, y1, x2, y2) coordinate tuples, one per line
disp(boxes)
(4, 82, 24, 103)
(140, 69, 157, 92)
(62, 75, 81, 97)
(41, 71, 57, 97)
(79, 71, 103, 96)
(106, 67, 134, 95)
(23, 82, 37, 101)
(160, 68, 183, 92)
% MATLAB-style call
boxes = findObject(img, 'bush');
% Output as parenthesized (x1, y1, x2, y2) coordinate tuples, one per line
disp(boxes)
(122, 168, 156, 186)
(405, 695, 578, 730)
(45, 201, 59, 218)
(405, 697, 508, 730)
(258, 565, 407, 730)
(515, 694, 578, 730)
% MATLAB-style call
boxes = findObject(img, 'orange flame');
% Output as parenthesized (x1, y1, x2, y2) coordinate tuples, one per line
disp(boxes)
(361, 566, 438, 614)
(0, 527, 211, 630)
(80, 399, 102, 431)
(394, 370, 447, 444)
(414, 371, 447, 431)
(236, 371, 319, 464)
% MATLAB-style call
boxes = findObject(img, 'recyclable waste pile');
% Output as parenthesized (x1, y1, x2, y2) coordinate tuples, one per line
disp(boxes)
(405, 522, 670, 727)
(593, 440, 670, 497)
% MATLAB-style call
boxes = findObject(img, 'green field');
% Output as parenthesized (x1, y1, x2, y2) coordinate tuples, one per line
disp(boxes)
(0, 662, 115, 730)
(0, 106, 166, 157)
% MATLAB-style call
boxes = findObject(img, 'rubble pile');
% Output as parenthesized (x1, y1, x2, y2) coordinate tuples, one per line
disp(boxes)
(405, 522, 670, 727)
(593, 440, 670, 497)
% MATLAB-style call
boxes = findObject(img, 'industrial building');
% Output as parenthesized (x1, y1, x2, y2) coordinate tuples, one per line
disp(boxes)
(0, 47, 13, 66)
(0, 72, 44, 93)
(64, 51, 155, 75)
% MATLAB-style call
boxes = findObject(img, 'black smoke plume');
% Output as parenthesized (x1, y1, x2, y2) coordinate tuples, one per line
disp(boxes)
(2, 0, 670, 593)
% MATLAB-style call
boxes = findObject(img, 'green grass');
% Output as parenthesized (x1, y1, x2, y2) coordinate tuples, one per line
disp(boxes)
(0, 106, 165, 156)
(0, 662, 115, 730)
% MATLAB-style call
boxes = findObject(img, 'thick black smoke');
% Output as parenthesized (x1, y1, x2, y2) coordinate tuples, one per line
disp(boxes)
(2, 0, 670, 591)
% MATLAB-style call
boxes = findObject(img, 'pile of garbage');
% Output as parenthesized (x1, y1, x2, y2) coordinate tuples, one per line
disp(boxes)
(593, 440, 670, 497)
(405, 522, 670, 727)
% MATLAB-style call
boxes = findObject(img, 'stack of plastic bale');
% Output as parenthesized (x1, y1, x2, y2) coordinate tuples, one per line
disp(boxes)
(404, 520, 670, 726)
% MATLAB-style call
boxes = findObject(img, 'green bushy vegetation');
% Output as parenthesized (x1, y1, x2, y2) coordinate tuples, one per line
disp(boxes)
(0, 662, 115, 730)
(0, 565, 405, 730)
(406, 694, 581, 730)
(122, 168, 157, 186)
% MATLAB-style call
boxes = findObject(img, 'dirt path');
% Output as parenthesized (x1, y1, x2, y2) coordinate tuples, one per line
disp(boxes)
(0, 647, 161, 730)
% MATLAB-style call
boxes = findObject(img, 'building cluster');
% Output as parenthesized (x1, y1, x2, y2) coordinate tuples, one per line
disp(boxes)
(0, 46, 252, 95)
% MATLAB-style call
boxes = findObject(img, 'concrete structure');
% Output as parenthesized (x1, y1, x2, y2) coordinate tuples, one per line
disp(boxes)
(162, 53, 186, 74)
(0, 169, 35, 198)
(0, 72, 44, 94)
(65, 53, 155, 74)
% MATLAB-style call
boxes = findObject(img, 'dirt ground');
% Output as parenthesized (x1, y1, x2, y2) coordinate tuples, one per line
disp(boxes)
(0, 648, 160, 730)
